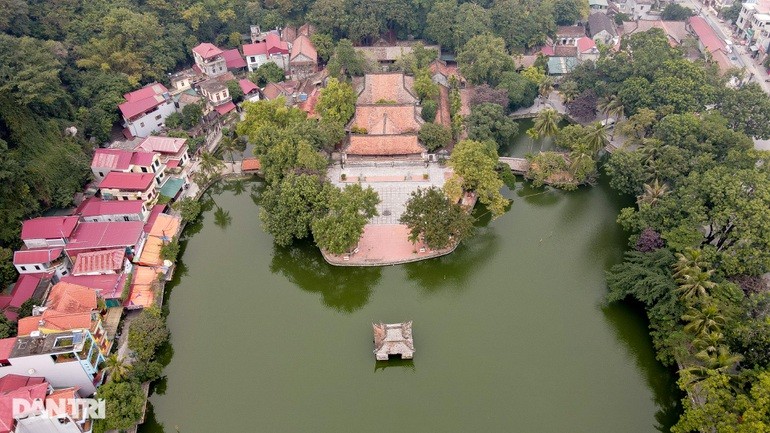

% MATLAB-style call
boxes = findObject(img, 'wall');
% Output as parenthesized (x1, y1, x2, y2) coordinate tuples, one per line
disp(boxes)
(2, 354, 97, 396)
(126, 101, 177, 138)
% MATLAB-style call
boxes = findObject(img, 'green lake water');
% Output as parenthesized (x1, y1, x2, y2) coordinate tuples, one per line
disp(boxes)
(139, 123, 680, 432)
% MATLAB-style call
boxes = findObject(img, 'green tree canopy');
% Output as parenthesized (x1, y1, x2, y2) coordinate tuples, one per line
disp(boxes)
(444, 139, 508, 217)
(316, 77, 357, 125)
(400, 187, 474, 250)
(312, 184, 379, 254)
(466, 103, 519, 146)
(418, 122, 452, 151)
(458, 34, 515, 85)
(92, 381, 145, 433)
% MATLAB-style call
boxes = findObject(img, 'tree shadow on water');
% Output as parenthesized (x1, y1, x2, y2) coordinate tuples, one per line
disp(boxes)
(404, 228, 499, 294)
(269, 240, 380, 313)
(601, 301, 682, 432)
(515, 182, 563, 207)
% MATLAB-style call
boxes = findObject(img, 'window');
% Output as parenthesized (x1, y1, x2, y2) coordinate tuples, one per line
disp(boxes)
(61, 270, 68, 275)
(19, 266, 26, 271)
(155, 114, 162, 120)
(34, 265, 41, 271)
(250, 56, 256, 62)
(98, 171, 104, 177)
(124, 216, 130, 221)
(141, 167, 148, 173)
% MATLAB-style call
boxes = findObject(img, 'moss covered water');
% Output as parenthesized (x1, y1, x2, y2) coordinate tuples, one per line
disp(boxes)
(138, 167, 680, 433)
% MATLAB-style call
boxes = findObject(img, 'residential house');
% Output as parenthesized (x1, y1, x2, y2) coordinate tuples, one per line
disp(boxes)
(18, 282, 112, 357)
(91, 149, 161, 181)
(261, 81, 294, 103)
(289, 35, 318, 79)
(118, 83, 176, 139)
(59, 274, 126, 309)
(344, 73, 426, 164)
(20, 217, 79, 250)
(192, 43, 227, 78)
(98, 172, 159, 204)
(688, 16, 733, 71)
(76, 197, 148, 223)
(13, 249, 70, 281)
(221, 48, 247, 72)
(63, 221, 146, 259)
(239, 79, 261, 103)
(620, 20, 689, 46)
(71, 249, 127, 277)
(0, 331, 104, 396)
(169, 69, 204, 95)
(577, 37, 600, 61)
(588, 12, 618, 45)
(555, 26, 587, 45)
(243, 32, 291, 72)
(589, 0, 609, 12)
(737, 0, 770, 54)
(198, 79, 233, 112)
(428, 59, 466, 88)
(0, 275, 51, 322)
(134, 136, 191, 170)
(14, 384, 94, 433)
(281, 23, 315, 43)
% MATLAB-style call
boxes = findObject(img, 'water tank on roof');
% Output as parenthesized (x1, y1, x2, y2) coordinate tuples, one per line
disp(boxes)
(298, 93, 308, 102)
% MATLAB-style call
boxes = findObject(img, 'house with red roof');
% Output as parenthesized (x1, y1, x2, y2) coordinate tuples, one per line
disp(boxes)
(289, 34, 318, 79)
(134, 136, 191, 170)
(90, 148, 162, 182)
(243, 31, 291, 72)
(13, 383, 94, 433)
(60, 274, 126, 306)
(118, 83, 176, 139)
(12, 248, 70, 281)
(192, 42, 227, 78)
(76, 197, 148, 223)
(99, 172, 160, 204)
(687, 16, 733, 72)
(239, 79, 260, 103)
(20, 217, 79, 250)
(0, 330, 105, 396)
(18, 282, 113, 357)
(63, 221, 146, 260)
(0, 274, 52, 322)
(222, 48, 247, 71)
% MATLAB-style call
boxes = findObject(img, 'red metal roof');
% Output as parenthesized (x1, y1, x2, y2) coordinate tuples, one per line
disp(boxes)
(130, 151, 157, 167)
(100, 172, 155, 191)
(0, 339, 17, 361)
(61, 273, 125, 300)
(577, 36, 597, 52)
(118, 83, 169, 120)
(92, 149, 133, 170)
(7, 275, 43, 309)
(64, 221, 145, 252)
(77, 197, 145, 217)
(0, 375, 44, 393)
(143, 204, 166, 234)
(222, 48, 247, 69)
(72, 249, 125, 275)
(21, 216, 79, 241)
(13, 248, 63, 265)
(688, 16, 725, 52)
(243, 32, 289, 56)
(192, 42, 223, 59)
(243, 43, 267, 56)
(215, 101, 237, 115)
(290, 34, 318, 63)
(0, 380, 47, 433)
(166, 159, 180, 169)
(135, 136, 187, 154)
(239, 79, 259, 94)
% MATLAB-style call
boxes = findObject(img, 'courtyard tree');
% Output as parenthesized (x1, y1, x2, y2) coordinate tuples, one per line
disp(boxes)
(528, 108, 561, 140)
(466, 103, 518, 146)
(418, 122, 452, 151)
(400, 187, 474, 250)
(327, 39, 368, 79)
(316, 77, 356, 125)
(497, 71, 538, 110)
(250, 62, 285, 87)
(92, 381, 145, 433)
(457, 34, 515, 85)
(312, 184, 379, 254)
(128, 305, 169, 362)
(444, 139, 508, 217)
(172, 197, 202, 222)
(104, 354, 132, 382)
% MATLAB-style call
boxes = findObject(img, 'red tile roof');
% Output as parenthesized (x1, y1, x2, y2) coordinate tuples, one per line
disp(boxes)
(540, 45, 556, 56)
(222, 48, 247, 69)
(215, 101, 237, 115)
(99, 172, 155, 191)
(351, 105, 423, 134)
(290, 34, 318, 64)
(72, 249, 125, 276)
(119, 83, 169, 120)
(357, 73, 418, 104)
(0, 339, 16, 361)
(60, 273, 125, 300)
(92, 149, 133, 170)
(135, 136, 187, 154)
(64, 221, 145, 252)
(577, 36, 597, 53)
(192, 42, 223, 59)
(347, 135, 424, 156)
(261, 82, 289, 100)
(18, 312, 93, 336)
(21, 216, 79, 241)
(13, 248, 63, 265)
(76, 197, 145, 217)
(241, 159, 261, 171)
(556, 25, 586, 37)
(243, 42, 267, 56)
(46, 282, 97, 314)
(243, 32, 289, 56)
(129, 151, 157, 167)
(0, 375, 43, 393)
(239, 79, 259, 95)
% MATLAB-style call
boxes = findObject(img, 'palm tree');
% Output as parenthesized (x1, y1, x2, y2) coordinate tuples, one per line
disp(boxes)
(693, 331, 724, 356)
(608, 103, 624, 140)
(559, 80, 579, 104)
(585, 122, 608, 154)
(695, 345, 744, 373)
(219, 136, 238, 164)
(682, 303, 726, 336)
(597, 94, 621, 123)
(198, 151, 225, 183)
(531, 108, 561, 140)
(674, 248, 710, 281)
(104, 354, 131, 382)
(637, 179, 669, 206)
(538, 77, 554, 99)
(676, 268, 717, 302)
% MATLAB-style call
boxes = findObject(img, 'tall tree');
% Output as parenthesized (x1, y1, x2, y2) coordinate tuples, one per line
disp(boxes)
(312, 184, 379, 254)
(316, 78, 357, 125)
(400, 187, 474, 249)
(444, 139, 508, 217)
(457, 34, 515, 85)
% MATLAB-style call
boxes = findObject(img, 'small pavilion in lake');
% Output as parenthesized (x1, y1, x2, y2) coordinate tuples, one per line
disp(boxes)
(373, 321, 414, 360)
